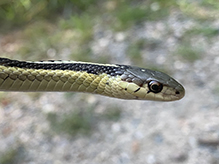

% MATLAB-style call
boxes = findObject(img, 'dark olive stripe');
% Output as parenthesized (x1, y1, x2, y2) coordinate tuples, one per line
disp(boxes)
(0, 57, 128, 76)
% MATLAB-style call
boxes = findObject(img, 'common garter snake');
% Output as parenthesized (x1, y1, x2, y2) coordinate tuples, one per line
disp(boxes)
(0, 57, 185, 101)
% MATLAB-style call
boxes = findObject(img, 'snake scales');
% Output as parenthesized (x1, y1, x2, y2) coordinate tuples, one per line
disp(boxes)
(0, 57, 184, 101)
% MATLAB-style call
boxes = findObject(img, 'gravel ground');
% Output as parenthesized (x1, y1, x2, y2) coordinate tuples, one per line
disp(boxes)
(0, 12, 219, 164)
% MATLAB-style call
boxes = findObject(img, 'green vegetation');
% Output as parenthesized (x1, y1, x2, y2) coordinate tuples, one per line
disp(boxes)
(175, 44, 203, 62)
(59, 14, 95, 44)
(0, 148, 17, 164)
(1, 0, 218, 31)
(111, 0, 178, 30)
(0, 0, 181, 33)
(0, 0, 99, 26)
(213, 86, 219, 97)
(101, 106, 121, 121)
(1, 0, 218, 63)
(178, 0, 219, 21)
(127, 39, 162, 66)
(46, 104, 122, 136)
(0, 146, 24, 164)
(127, 39, 144, 66)
(47, 107, 95, 136)
(185, 26, 219, 37)
(172, 25, 212, 62)
(113, 4, 147, 30)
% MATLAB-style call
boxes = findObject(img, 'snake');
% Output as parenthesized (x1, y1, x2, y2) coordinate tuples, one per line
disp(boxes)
(0, 57, 184, 101)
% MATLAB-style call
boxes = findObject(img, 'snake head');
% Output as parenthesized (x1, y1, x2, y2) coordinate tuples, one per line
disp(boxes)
(120, 66, 185, 101)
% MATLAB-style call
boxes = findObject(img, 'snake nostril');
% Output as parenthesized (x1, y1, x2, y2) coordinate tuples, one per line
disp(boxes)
(175, 91, 180, 94)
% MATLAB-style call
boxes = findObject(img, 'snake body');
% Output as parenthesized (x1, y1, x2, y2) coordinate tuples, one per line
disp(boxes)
(0, 57, 185, 101)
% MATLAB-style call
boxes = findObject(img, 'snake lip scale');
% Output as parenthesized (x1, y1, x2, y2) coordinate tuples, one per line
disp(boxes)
(0, 57, 185, 101)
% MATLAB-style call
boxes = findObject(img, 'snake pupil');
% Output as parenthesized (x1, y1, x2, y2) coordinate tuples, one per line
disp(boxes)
(148, 81, 163, 93)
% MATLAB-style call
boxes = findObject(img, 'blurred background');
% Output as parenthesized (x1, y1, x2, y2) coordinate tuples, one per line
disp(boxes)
(0, 0, 219, 164)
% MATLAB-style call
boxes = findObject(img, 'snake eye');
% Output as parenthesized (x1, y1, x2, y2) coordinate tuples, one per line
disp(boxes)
(148, 81, 163, 93)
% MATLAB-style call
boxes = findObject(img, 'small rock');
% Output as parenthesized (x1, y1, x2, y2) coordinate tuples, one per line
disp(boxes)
(198, 137, 219, 147)
(171, 151, 188, 162)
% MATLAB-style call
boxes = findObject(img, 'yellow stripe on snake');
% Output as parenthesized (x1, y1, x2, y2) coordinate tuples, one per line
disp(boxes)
(0, 57, 185, 101)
